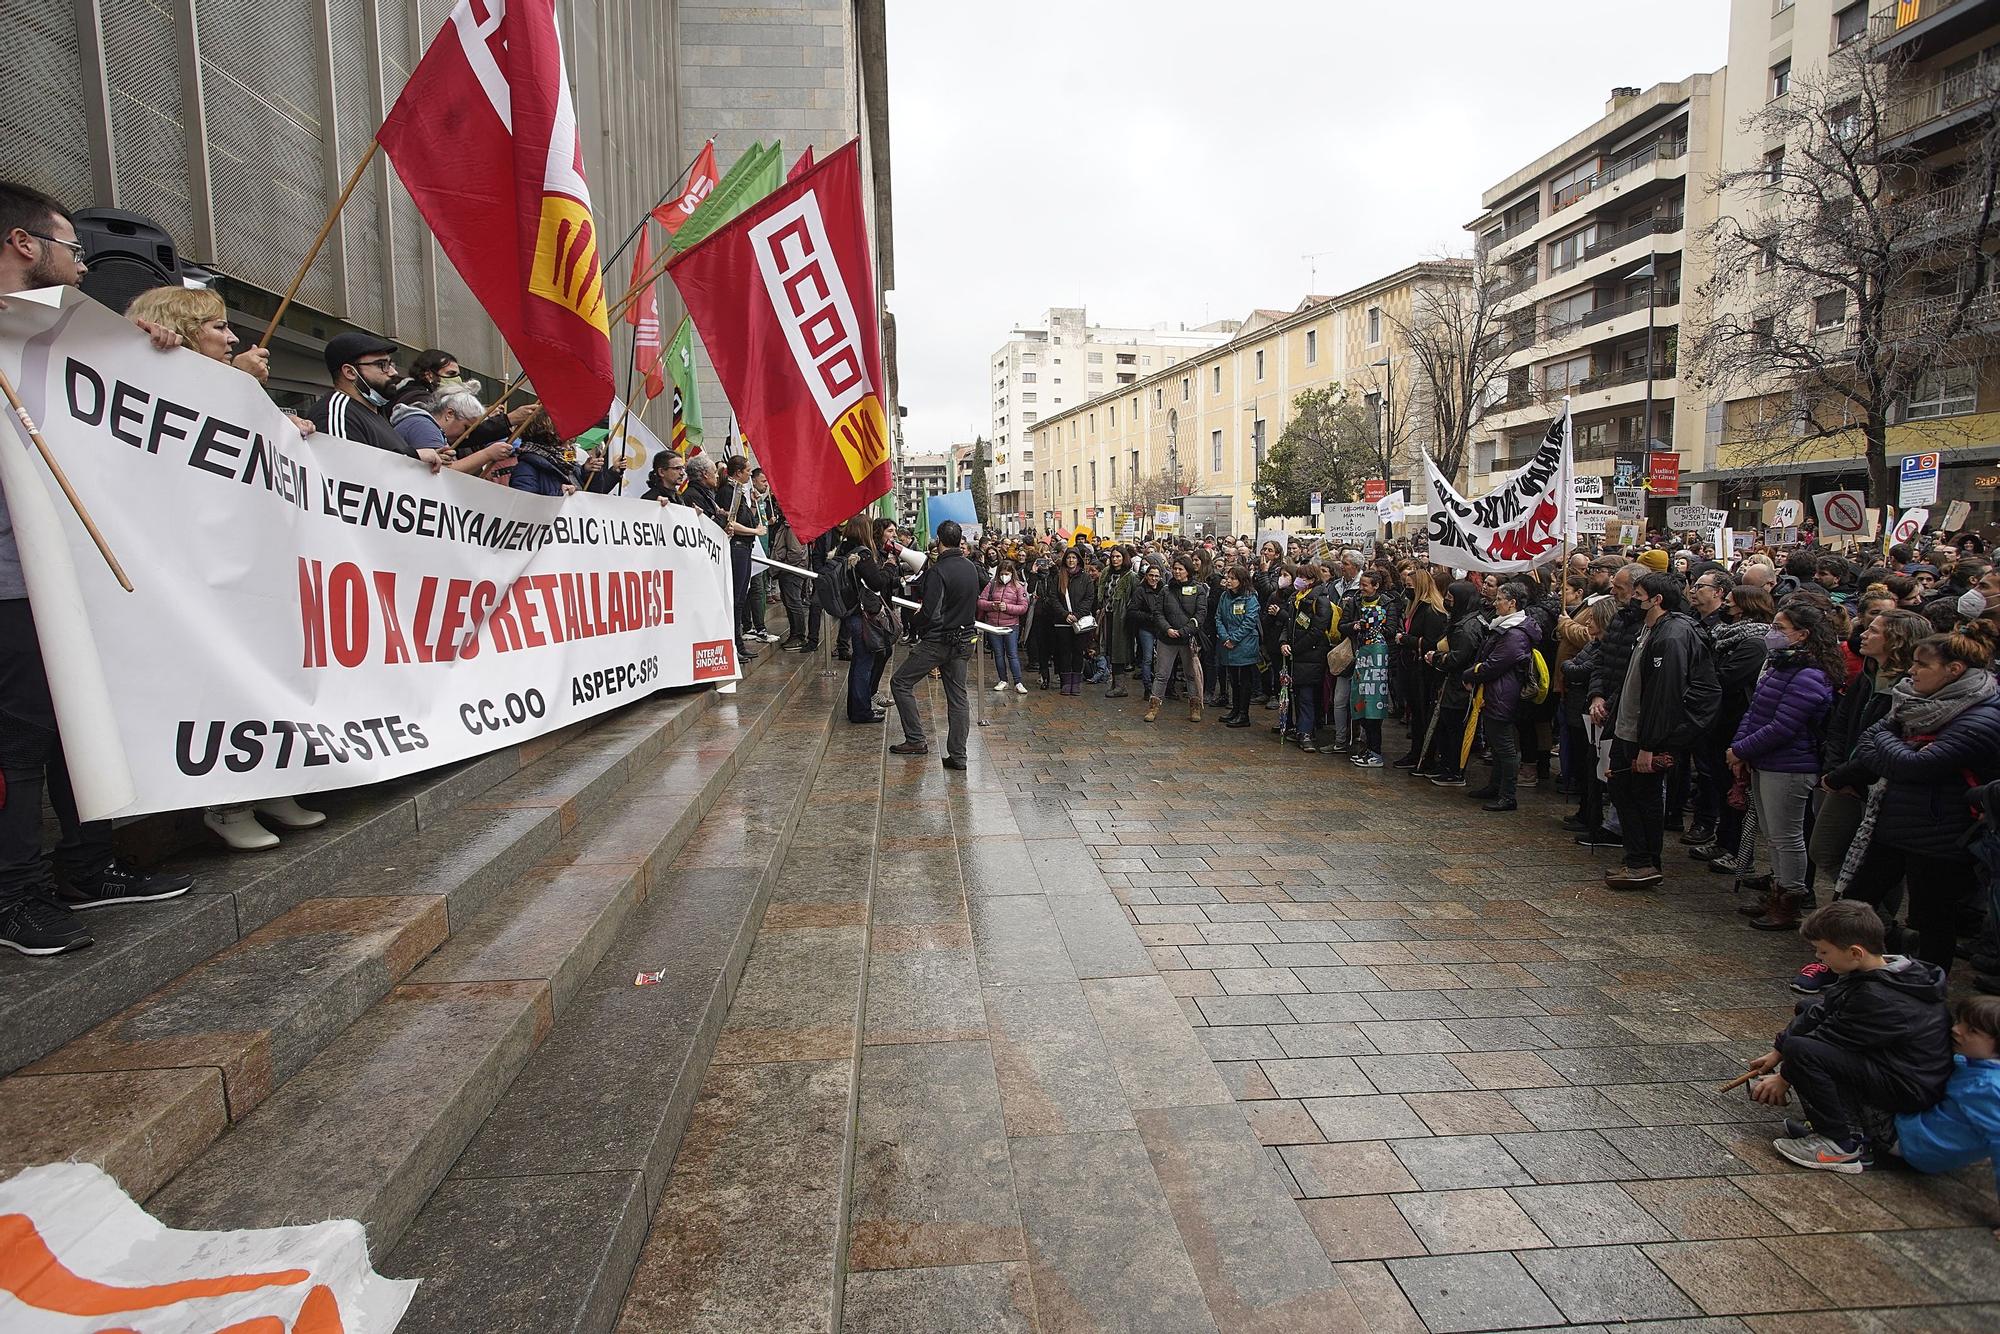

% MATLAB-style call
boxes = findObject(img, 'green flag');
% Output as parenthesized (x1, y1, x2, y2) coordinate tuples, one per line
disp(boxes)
(666, 316, 703, 453)
(672, 141, 786, 250)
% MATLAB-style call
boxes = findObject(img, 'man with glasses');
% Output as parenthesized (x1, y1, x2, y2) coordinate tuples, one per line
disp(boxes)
(307, 330, 437, 464)
(1688, 570, 1732, 630)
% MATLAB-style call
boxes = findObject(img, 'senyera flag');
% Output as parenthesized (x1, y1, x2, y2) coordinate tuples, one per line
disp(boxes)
(653, 139, 718, 234)
(667, 139, 890, 542)
(377, 0, 614, 437)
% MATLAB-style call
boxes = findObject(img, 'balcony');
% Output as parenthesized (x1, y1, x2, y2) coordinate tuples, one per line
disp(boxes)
(1546, 287, 1682, 339)
(1574, 358, 1677, 394)
(1583, 212, 1685, 261)
(1883, 50, 2000, 146)
(1550, 138, 1689, 215)
(1874, 0, 2000, 60)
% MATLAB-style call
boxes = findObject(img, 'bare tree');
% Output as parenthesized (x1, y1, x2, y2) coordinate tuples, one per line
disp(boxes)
(1686, 44, 2000, 527)
(1341, 360, 1423, 488)
(1391, 257, 1510, 482)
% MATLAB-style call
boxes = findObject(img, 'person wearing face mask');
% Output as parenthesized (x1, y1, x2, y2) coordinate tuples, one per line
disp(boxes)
(307, 332, 432, 461)
(1693, 586, 1775, 874)
(1826, 622, 2000, 973)
(1097, 547, 1139, 699)
(1726, 600, 1842, 927)
(1277, 564, 1337, 750)
(977, 559, 1030, 693)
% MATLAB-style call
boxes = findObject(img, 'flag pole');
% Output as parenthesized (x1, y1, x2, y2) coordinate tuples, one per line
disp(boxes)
(254, 140, 381, 353)
(602, 139, 712, 272)
(0, 365, 134, 591)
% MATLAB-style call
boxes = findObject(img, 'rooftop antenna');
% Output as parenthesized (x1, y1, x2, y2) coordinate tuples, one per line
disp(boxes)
(1303, 250, 1337, 291)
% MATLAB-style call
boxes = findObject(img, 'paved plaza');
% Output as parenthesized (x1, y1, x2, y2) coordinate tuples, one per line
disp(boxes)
(620, 671, 2000, 1332)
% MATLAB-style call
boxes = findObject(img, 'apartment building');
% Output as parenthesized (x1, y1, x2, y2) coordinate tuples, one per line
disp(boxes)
(1030, 263, 1465, 539)
(895, 450, 951, 524)
(988, 307, 1237, 532)
(1465, 76, 1729, 524)
(1700, 0, 2000, 531)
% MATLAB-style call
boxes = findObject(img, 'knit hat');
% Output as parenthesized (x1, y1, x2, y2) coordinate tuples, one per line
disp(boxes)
(1637, 549, 1670, 573)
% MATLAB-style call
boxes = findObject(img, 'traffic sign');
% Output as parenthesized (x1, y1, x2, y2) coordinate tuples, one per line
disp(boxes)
(1309, 491, 1323, 515)
(1899, 453, 1939, 508)
(1813, 490, 1866, 536)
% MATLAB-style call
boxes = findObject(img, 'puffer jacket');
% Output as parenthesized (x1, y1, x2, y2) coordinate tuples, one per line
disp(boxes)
(977, 577, 1028, 630)
(1464, 611, 1540, 724)
(1129, 581, 1169, 639)
(1214, 591, 1262, 667)
(1627, 612, 1720, 753)
(1281, 590, 1337, 687)
(1777, 955, 1953, 1108)
(1588, 600, 1646, 711)
(1729, 654, 1834, 774)
(1830, 693, 2000, 859)
(1437, 613, 1489, 709)
(1821, 669, 1899, 771)
(1896, 1055, 2000, 1199)
(1161, 578, 1210, 645)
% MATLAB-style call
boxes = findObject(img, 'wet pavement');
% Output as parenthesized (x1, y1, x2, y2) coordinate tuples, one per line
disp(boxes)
(627, 667, 2000, 1332)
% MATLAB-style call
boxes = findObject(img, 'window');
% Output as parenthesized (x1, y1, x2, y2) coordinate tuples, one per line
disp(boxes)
(1181, 377, 1191, 402)
(1089, 460, 1097, 492)
(1021, 352, 1038, 364)
(1142, 356, 1152, 367)
(1544, 355, 1592, 392)
(1252, 418, 1267, 468)
(1087, 351, 1103, 364)
(1305, 329, 1318, 363)
(1087, 372, 1103, 384)
(1088, 412, 1095, 432)
(1367, 306, 1382, 344)
(1763, 146, 1784, 186)
(1023, 412, 1037, 423)
(1212, 365, 1222, 394)
(1758, 237, 1779, 270)
(1131, 396, 1139, 416)
(1130, 449, 1140, 482)
(1109, 405, 1117, 426)
(1907, 365, 1977, 419)
(1830, 99, 1861, 142)
(1153, 387, 1164, 409)
(1115, 352, 1135, 365)
(1752, 316, 1775, 345)
(1022, 392, 1037, 403)
(1254, 349, 1266, 379)
(1071, 466, 1078, 495)
(1020, 372, 1037, 383)
(1550, 158, 1599, 206)
(1813, 292, 1846, 330)
(1547, 290, 1596, 328)
(1211, 429, 1223, 472)
(1549, 225, 1599, 271)
(1773, 0, 1794, 11)
(1770, 58, 1791, 100)
(1110, 455, 1118, 488)
(1834, 1, 1866, 45)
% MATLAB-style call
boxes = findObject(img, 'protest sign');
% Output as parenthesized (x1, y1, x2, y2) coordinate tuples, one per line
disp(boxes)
(1574, 502, 1616, 535)
(1421, 403, 1573, 574)
(1942, 499, 1973, 532)
(0, 289, 740, 820)
(1573, 475, 1604, 500)
(1813, 489, 1866, 537)
(1666, 504, 1726, 532)
(1326, 503, 1379, 548)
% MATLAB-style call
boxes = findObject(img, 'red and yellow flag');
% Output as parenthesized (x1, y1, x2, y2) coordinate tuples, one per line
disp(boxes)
(378, 0, 613, 437)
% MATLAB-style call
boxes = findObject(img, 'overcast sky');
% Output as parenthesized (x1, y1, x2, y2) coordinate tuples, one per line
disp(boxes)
(884, 0, 1732, 457)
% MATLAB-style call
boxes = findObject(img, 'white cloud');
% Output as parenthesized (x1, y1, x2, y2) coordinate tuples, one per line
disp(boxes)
(884, 0, 1731, 453)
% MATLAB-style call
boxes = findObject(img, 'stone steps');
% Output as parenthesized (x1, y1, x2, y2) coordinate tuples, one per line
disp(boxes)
(384, 667, 844, 1334)
(0, 641, 815, 1233)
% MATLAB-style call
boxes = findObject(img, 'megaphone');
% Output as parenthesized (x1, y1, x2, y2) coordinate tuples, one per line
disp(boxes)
(898, 546, 928, 575)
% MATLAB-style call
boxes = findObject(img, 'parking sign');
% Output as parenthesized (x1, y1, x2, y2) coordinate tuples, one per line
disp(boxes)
(1899, 453, 1939, 508)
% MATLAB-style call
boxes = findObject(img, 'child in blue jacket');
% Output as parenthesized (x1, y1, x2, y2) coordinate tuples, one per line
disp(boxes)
(1895, 994, 2000, 1212)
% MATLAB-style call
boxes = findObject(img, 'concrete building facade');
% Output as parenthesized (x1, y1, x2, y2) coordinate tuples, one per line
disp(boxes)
(1464, 75, 1729, 521)
(1029, 264, 1465, 540)
(989, 307, 1236, 532)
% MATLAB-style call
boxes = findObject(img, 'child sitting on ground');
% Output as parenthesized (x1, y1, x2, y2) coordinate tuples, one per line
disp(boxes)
(1743, 900, 1954, 1172)
(1893, 995, 2000, 1206)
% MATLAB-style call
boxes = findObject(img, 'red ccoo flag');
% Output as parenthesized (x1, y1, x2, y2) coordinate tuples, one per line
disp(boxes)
(628, 228, 665, 399)
(654, 140, 718, 234)
(377, 0, 613, 437)
(787, 146, 816, 183)
(667, 140, 890, 543)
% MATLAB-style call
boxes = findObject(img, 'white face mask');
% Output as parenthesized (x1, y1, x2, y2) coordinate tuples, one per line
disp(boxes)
(1960, 588, 1988, 618)
(999, 574, 1012, 584)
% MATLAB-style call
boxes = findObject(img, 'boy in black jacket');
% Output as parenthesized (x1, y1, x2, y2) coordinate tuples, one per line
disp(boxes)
(1744, 901, 1953, 1172)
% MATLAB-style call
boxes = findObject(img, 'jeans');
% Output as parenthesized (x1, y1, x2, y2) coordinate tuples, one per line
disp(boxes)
(1752, 770, 1817, 890)
(1149, 639, 1203, 702)
(1607, 738, 1667, 869)
(1485, 718, 1520, 802)
(1290, 679, 1321, 739)
(744, 569, 770, 633)
(1808, 787, 1866, 884)
(988, 627, 1023, 684)
(844, 612, 885, 722)
(1779, 1034, 1939, 1146)
(1135, 629, 1158, 693)
(778, 570, 818, 644)
(0, 600, 114, 906)
(1329, 674, 1351, 746)
(892, 637, 972, 761)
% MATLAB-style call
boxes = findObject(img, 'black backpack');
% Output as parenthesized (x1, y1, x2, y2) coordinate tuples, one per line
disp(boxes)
(817, 558, 860, 619)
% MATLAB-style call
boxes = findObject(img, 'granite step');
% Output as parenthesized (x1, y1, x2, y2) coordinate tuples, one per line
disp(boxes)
(0, 687, 717, 1077)
(0, 642, 813, 1221)
(386, 667, 845, 1334)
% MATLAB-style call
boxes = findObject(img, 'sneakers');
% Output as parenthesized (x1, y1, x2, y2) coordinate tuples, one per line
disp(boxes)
(1392, 755, 1420, 769)
(1688, 842, 1721, 862)
(1707, 852, 1742, 875)
(1680, 823, 1716, 846)
(1015, 682, 1028, 695)
(993, 680, 1012, 692)
(1358, 752, 1386, 768)
(1604, 865, 1663, 891)
(1574, 830, 1620, 848)
(1772, 1133, 1870, 1173)
(1298, 735, 1319, 753)
(1429, 774, 1467, 787)
(58, 863, 195, 911)
(0, 894, 93, 956)
(1790, 961, 1834, 995)
(1560, 815, 1589, 833)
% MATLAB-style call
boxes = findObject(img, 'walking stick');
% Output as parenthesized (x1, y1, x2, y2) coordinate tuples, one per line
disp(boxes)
(255, 141, 380, 353)
(0, 366, 132, 591)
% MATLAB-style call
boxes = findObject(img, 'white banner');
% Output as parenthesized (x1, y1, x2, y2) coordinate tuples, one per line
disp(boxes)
(1422, 402, 1574, 574)
(1, 289, 740, 820)
(0, 1163, 414, 1332)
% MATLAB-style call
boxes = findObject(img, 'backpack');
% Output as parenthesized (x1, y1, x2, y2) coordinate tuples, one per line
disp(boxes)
(816, 557, 860, 619)
(1522, 648, 1552, 705)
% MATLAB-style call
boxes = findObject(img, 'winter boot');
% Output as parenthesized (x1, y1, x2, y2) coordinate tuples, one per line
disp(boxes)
(1749, 887, 1809, 932)
(1143, 698, 1161, 723)
(1106, 670, 1129, 699)
(1190, 698, 1203, 722)
(1736, 874, 1777, 917)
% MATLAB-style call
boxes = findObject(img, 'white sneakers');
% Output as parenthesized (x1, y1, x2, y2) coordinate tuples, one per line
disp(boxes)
(205, 797, 327, 851)
(993, 680, 1011, 692)
(1014, 682, 1028, 694)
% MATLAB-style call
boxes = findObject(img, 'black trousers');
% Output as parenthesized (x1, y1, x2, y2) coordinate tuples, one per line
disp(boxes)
(1052, 627, 1087, 675)
(1780, 1034, 1936, 1145)
(1607, 738, 1666, 869)
(1227, 663, 1255, 718)
(1843, 843, 1974, 975)
(0, 599, 114, 906)
(729, 540, 753, 640)
(1425, 702, 1469, 779)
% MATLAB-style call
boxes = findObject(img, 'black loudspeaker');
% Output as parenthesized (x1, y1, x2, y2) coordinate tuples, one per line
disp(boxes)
(73, 209, 185, 313)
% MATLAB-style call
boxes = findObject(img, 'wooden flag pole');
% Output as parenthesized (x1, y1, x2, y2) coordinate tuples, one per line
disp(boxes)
(255, 140, 381, 353)
(0, 365, 134, 591)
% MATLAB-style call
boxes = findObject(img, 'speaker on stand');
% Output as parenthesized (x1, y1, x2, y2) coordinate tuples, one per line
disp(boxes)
(72, 209, 191, 313)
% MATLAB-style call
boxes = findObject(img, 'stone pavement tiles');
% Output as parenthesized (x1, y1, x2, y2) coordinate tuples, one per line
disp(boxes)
(624, 673, 2000, 1331)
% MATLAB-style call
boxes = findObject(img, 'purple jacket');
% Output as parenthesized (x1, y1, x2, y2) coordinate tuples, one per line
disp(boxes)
(1730, 659, 1833, 773)
(1464, 612, 1541, 724)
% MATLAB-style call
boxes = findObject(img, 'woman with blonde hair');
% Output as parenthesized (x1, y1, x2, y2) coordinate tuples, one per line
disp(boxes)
(124, 286, 326, 850)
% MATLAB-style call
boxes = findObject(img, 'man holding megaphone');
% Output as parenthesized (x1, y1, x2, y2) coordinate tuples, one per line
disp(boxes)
(889, 521, 980, 771)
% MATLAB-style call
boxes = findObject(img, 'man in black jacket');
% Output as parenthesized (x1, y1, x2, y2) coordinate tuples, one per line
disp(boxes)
(1605, 571, 1718, 889)
(889, 521, 980, 770)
